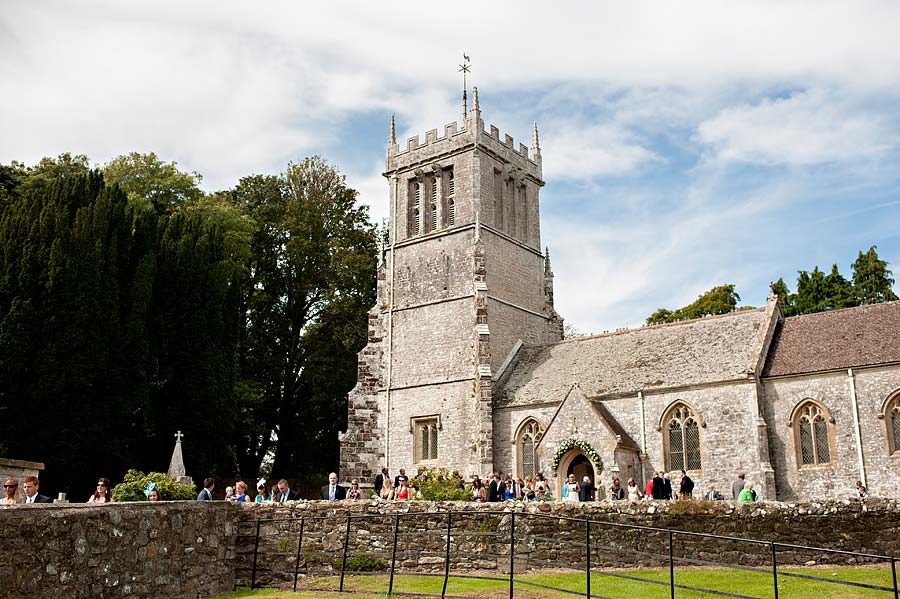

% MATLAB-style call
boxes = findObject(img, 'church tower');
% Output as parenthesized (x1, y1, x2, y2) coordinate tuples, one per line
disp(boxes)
(340, 89, 562, 482)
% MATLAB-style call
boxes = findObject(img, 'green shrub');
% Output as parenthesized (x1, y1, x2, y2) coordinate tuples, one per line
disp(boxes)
(413, 468, 471, 501)
(336, 555, 387, 572)
(111, 469, 197, 501)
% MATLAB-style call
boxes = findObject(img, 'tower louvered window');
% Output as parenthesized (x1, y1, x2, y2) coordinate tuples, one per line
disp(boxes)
(664, 403, 702, 472)
(518, 419, 544, 479)
(795, 402, 832, 466)
(413, 183, 420, 235)
(447, 171, 455, 225)
(430, 177, 437, 231)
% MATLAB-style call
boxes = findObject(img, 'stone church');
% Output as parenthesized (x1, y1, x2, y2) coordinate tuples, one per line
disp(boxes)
(339, 91, 900, 500)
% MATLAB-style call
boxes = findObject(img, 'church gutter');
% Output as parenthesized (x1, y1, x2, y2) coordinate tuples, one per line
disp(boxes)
(847, 368, 867, 489)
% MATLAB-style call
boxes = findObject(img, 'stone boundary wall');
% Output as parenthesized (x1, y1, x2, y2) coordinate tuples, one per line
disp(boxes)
(241, 499, 900, 587)
(0, 502, 239, 599)
(2, 499, 898, 597)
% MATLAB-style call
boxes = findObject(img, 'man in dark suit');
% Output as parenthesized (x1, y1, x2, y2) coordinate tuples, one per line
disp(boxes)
(275, 479, 298, 502)
(373, 467, 389, 494)
(487, 472, 505, 502)
(662, 473, 673, 500)
(197, 477, 215, 500)
(650, 472, 666, 500)
(321, 472, 347, 500)
(18, 476, 52, 504)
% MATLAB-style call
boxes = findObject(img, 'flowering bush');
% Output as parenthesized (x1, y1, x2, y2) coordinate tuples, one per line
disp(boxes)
(550, 438, 603, 474)
(112, 470, 197, 501)
(414, 468, 471, 501)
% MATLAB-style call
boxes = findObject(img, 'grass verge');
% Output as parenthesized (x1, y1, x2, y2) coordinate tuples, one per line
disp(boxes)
(215, 564, 896, 599)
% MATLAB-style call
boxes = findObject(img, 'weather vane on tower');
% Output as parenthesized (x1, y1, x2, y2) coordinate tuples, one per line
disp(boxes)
(459, 53, 471, 121)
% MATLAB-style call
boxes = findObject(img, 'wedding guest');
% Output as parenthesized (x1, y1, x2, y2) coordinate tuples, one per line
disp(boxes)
(88, 478, 113, 503)
(3, 477, 20, 505)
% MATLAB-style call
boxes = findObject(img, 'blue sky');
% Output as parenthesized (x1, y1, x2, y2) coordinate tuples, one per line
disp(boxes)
(2, 1, 899, 333)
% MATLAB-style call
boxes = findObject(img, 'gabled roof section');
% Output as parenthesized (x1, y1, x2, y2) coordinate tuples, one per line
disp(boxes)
(496, 308, 770, 407)
(762, 301, 900, 377)
(592, 401, 641, 451)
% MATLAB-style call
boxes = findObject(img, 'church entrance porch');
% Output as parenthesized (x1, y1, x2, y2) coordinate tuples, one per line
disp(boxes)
(555, 449, 597, 500)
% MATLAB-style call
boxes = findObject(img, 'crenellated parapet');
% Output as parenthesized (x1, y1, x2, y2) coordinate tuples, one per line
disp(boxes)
(386, 88, 543, 183)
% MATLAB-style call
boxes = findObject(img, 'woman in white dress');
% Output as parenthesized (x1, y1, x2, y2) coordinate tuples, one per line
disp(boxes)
(562, 474, 580, 503)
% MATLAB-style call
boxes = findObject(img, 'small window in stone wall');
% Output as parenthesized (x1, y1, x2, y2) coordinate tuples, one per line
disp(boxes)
(793, 401, 833, 467)
(663, 403, 702, 472)
(885, 394, 900, 455)
(517, 419, 544, 479)
(414, 417, 439, 462)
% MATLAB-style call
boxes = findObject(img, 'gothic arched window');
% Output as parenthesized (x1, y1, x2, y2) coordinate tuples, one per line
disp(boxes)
(882, 391, 900, 455)
(517, 419, 544, 479)
(663, 403, 702, 472)
(791, 401, 833, 467)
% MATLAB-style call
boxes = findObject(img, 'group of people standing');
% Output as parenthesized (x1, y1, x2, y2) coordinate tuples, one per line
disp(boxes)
(3, 476, 51, 504)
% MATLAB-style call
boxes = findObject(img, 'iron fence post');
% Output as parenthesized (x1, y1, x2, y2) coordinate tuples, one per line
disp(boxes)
(668, 529, 675, 599)
(442, 511, 452, 599)
(585, 518, 591, 599)
(251, 519, 261, 589)
(892, 556, 898, 599)
(339, 514, 351, 593)
(389, 514, 400, 597)
(770, 541, 779, 599)
(509, 511, 516, 599)
(292, 517, 305, 592)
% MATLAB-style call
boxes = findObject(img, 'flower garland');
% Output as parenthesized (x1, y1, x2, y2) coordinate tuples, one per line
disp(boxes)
(550, 438, 603, 474)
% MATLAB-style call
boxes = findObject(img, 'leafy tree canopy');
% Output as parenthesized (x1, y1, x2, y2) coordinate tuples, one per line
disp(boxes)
(103, 152, 203, 213)
(770, 246, 896, 317)
(646, 284, 741, 325)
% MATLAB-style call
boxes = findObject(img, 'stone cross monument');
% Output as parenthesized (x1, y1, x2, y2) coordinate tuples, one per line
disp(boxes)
(167, 431, 193, 486)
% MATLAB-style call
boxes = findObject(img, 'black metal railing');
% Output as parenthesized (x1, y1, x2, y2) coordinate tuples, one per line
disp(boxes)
(236, 508, 899, 599)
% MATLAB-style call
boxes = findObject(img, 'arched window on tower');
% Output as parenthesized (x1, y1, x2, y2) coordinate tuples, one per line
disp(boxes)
(791, 400, 833, 467)
(517, 419, 544, 479)
(880, 391, 900, 455)
(662, 403, 702, 472)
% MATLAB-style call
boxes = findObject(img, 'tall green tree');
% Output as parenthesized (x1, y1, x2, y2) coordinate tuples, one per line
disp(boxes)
(823, 264, 856, 310)
(103, 152, 203, 213)
(646, 284, 741, 325)
(769, 278, 798, 317)
(228, 157, 377, 480)
(794, 267, 828, 314)
(852, 246, 898, 304)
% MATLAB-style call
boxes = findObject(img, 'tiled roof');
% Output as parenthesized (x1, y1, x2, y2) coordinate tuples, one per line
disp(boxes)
(762, 301, 900, 377)
(496, 308, 770, 407)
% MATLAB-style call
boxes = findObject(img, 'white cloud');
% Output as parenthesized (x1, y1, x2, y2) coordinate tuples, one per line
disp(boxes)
(542, 120, 657, 180)
(2, 0, 899, 336)
(695, 88, 898, 166)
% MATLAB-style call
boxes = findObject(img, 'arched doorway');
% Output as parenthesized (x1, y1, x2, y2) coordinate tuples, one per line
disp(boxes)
(568, 454, 595, 484)
(556, 450, 597, 497)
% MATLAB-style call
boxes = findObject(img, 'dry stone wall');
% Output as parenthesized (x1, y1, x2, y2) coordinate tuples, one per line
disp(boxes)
(0, 502, 239, 599)
(241, 499, 900, 588)
(2, 499, 899, 597)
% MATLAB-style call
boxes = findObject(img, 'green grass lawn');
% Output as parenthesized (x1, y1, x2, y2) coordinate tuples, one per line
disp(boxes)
(215, 565, 897, 599)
